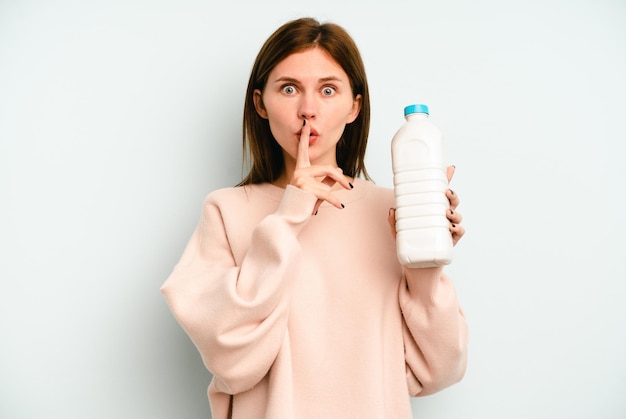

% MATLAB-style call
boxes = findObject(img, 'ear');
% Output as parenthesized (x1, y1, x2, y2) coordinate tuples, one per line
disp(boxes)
(347, 94, 362, 124)
(253, 89, 268, 119)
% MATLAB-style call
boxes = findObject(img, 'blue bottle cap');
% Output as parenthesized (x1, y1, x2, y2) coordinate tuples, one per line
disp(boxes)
(404, 104, 429, 116)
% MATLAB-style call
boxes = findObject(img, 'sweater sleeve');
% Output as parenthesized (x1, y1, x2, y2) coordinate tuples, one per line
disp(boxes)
(399, 266, 469, 396)
(161, 185, 316, 395)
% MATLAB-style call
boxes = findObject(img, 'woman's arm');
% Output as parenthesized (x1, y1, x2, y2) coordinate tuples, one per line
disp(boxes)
(389, 165, 468, 395)
(161, 186, 316, 395)
(399, 267, 469, 396)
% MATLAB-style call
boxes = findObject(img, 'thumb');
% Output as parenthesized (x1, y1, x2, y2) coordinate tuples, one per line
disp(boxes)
(446, 165, 456, 183)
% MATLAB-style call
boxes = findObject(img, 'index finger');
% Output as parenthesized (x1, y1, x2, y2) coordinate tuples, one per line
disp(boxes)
(296, 119, 311, 169)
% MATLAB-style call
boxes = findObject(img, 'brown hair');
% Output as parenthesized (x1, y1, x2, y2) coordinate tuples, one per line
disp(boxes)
(238, 17, 371, 186)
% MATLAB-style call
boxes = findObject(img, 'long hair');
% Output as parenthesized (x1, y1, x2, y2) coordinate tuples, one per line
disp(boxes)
(238, 17, 371, 186)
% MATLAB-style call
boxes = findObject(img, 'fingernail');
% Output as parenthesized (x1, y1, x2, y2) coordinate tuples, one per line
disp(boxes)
(341, 203, 345, 209)
(349, 182, 354, 189)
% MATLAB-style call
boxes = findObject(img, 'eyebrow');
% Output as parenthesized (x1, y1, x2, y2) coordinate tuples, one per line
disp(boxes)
(272, 76, 344, 84)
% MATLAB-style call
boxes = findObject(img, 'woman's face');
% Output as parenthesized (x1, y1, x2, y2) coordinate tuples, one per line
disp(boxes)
(254, 47, 361, 171)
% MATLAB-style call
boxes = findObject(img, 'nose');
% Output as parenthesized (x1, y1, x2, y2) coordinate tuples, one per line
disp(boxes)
(298, 92, 317, 120)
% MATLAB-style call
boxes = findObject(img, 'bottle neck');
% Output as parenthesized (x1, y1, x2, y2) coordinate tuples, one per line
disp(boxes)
(406, 112, 429, 121)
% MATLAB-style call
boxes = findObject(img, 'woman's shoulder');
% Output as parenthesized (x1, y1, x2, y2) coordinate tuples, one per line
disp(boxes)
(204, 183, 284, 207)
(356, 178, 394, 198)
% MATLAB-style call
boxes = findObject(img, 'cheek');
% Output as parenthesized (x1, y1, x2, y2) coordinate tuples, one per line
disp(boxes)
(267, 117, 288, 138)
(267, 119, 295, 153)
(263, 102, 289, 131)
(332, 100, 358, 126)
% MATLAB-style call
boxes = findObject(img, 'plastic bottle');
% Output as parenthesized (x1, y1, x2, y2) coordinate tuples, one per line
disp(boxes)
(391, 104, 453, 268)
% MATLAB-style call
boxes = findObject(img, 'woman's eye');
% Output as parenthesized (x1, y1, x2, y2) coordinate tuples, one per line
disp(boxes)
(282, 85, 296, 95)
(322, 87, 336, 96)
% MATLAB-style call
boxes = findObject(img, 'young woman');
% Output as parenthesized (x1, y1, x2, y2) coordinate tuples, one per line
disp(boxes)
(161, 17, 468, 419)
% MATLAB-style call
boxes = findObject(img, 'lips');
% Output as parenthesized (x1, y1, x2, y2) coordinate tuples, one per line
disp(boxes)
(296, 128, 319, 136)
(297, 127, 319, 144)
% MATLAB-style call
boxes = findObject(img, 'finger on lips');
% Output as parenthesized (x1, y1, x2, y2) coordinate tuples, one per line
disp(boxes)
(297, 119, 311, 169)
(296, 119, 352, 214)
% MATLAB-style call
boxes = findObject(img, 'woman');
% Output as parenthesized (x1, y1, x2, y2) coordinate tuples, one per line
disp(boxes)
(161, 17, 468, 419)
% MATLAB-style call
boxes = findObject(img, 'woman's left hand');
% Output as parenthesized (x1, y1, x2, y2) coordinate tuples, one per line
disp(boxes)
(445, 165, 464, 246)
(388, 165, 465, 246)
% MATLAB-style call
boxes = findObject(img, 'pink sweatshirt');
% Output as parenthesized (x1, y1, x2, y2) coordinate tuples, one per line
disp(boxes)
(161, 177, 468, 419)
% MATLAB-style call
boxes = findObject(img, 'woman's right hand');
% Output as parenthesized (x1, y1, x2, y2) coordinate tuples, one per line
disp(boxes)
(290, 120, 353, 214)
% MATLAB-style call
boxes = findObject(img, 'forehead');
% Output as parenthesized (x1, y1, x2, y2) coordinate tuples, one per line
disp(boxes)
(269, 47, 348, 81)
